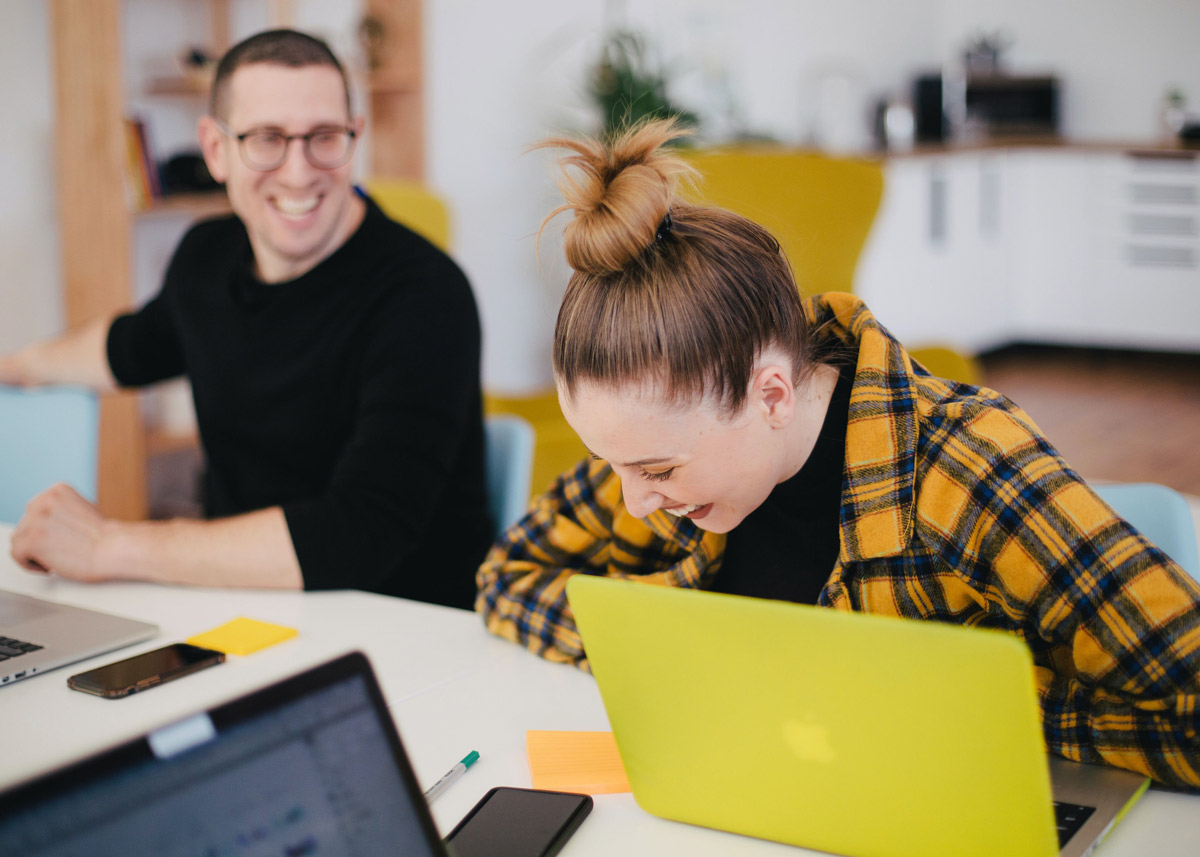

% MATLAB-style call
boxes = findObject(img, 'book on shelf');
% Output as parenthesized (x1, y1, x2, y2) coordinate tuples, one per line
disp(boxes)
(133, 118, 162, 199)
(122, 116, 161, 211)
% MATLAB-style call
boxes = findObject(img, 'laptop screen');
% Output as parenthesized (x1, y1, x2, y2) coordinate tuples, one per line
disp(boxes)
(0, 654, 445, 857)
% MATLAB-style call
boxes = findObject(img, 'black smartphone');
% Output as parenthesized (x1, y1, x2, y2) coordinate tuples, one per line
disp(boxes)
(443, 787, 592, 857)
(67, 643, 226, 698)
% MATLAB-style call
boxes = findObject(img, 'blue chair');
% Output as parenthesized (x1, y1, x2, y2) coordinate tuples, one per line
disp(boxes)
(0, 387, 99, 524)
(1092, 482, 1200, 581)
(485, 414, 535, 539)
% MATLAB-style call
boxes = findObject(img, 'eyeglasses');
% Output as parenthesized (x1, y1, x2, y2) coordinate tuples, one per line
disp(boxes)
(213, 120, 358, 171)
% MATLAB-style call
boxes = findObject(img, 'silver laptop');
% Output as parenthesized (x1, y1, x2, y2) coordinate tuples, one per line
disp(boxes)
(0, 589, 158, 686)
(0, 652, 450, 857)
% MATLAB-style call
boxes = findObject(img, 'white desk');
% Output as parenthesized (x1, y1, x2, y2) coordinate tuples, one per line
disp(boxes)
(0, 524, 496, 788)
(2, 526, 1198, 855)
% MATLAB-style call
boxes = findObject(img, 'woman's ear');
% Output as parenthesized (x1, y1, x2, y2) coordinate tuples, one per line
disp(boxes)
(752, 363, 796, 429)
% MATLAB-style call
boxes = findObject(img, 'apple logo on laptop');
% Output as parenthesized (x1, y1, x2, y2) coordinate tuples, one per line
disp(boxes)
(782, 716, 836, 764)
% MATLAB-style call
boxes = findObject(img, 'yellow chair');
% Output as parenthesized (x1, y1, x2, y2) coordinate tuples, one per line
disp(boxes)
(681, 147, 884, 294)
(684, 148, 982, 384)
(907, 345, 984, 386)
(362, 178, 451, 251)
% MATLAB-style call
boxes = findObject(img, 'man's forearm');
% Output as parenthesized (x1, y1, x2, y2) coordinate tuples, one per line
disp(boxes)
(99, 507, 304, 590)
(0, 315, 119, 391)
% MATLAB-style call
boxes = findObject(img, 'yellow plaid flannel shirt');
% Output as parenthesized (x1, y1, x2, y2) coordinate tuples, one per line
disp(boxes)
(476, 292, 1200, 788)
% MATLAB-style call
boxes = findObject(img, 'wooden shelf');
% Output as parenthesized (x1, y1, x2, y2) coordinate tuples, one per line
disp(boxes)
(365, 0, 423, 180)
(146, 429, 201, 456)
(366, 73, 419, 95)
(135, 191, 230, 220)
(145, 75, 213, 98)
(367, 81, 419, 95)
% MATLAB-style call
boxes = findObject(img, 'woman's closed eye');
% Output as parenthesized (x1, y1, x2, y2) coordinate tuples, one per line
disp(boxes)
(586, 450, 674, 482)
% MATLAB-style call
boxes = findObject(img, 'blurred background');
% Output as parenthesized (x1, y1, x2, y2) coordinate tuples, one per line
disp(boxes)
(2, 0, 1198, 517)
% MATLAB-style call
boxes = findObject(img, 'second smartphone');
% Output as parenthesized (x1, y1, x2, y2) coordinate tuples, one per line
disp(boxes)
(67, 642, 225, 699)
(444, 787, 593, 857)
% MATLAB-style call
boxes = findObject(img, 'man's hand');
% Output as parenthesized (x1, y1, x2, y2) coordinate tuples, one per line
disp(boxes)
(0, 352, 31, 386)
(9, 487, 303, 590)
(10, 483, 115, 582)
(0, 318, 120, 392)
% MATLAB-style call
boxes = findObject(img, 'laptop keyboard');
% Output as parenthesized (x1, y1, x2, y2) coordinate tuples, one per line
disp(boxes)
(1053, 800, 1096, 847)
(0, 635, 44, 660)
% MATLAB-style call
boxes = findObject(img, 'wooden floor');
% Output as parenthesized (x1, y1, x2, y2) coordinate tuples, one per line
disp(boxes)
(979, 345, 1200, 497)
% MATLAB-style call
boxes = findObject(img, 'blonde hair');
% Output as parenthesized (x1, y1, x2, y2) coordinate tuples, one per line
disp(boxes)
(540, 118, 815, 414)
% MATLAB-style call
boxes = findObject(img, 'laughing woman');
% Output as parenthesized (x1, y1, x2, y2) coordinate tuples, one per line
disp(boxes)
(476, 119, 1200, 789)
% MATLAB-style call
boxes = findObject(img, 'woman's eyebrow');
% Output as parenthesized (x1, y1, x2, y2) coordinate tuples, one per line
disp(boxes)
(586, 447, 675, 468)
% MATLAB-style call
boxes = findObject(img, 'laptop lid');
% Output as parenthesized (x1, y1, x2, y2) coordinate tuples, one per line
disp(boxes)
(0, 651, 449, 857)
(0, 589, 158, 686)
(566, 576, 1147, 857)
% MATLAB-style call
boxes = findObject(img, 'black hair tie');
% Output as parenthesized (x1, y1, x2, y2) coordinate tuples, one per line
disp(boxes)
(655, 211, 674, 242)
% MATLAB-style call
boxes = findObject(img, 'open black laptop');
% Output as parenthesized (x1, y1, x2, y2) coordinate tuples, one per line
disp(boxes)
(0, 652, 449, 856)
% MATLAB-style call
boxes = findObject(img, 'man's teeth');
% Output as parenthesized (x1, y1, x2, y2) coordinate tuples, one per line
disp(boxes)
(275, 197, 318, 216)
(664, 504, 702, 517)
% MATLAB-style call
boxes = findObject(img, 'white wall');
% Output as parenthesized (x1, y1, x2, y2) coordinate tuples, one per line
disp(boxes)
(1, 1, 61, 351)
(624, 0, 941, 146)
(426, 1, 607, 394)
(4, 0, 1199, 391)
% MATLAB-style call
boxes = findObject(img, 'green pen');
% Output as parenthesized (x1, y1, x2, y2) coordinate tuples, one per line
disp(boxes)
(424, 751, 480, 802)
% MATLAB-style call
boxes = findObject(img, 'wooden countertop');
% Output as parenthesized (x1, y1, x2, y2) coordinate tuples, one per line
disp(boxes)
(889, 135, 1199, 159)
(694, 137, 1198, 163)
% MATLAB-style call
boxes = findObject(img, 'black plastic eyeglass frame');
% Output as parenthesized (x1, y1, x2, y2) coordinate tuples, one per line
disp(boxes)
(213, 119, 357, 171)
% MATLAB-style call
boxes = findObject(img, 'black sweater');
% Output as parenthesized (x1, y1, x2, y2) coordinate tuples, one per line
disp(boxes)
(107, 194, 491, 608)
(714, 364, 853, 603)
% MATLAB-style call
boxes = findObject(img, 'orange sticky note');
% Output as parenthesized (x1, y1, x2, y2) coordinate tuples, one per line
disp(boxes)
(526, 730, 631, 794)
(187, 617, 298, 656)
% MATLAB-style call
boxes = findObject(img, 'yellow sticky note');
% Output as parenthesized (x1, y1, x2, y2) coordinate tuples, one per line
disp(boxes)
(526, 730, 631, 794)
(187, 617, 298, 656)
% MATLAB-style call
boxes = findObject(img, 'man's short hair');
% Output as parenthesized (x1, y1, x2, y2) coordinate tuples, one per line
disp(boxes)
(209, 29, 351, 121)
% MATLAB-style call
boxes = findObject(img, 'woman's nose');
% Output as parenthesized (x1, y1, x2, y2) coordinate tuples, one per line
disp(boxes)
(621, 478, 665, 519)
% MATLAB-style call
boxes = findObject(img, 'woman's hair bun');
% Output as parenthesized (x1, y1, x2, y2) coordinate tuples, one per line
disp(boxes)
(538, 118, 695, 276)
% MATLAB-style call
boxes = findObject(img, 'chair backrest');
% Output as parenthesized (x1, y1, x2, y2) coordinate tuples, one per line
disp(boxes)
(0, 387, 99, 524)
(908, 344, 985, 386)
(361, 179, 451, 251)
(681, 147, 884, 294)
(485, 390, 589, 502)
(1092, 482, 1200, 581)
(484, 414, 535, 539)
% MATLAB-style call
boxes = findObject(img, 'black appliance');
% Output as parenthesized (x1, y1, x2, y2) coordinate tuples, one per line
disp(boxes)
(912, 72, 1060, 142)
(965, 74, 1059, 136)
(913, 73, 947, 143)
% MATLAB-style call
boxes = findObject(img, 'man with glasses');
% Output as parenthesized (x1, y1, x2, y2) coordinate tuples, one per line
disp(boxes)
(0, 30, 492, 607)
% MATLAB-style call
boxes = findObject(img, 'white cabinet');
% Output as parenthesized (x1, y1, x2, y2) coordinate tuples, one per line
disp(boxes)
(857, 152, 1012, 353)
(1004, 150, 1107, 344)
(1088, 153, 1200, 350)
(857, 147, 1200, 354)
